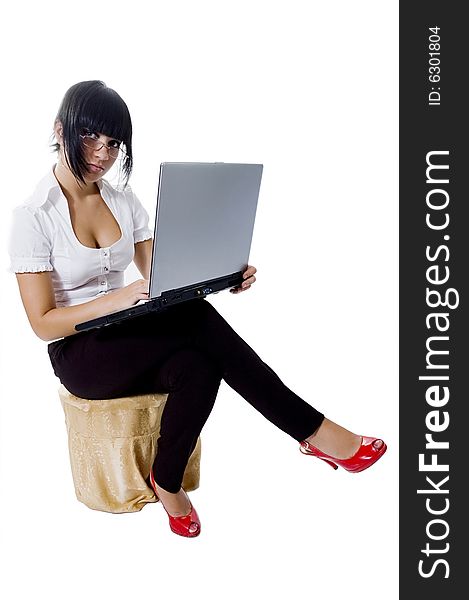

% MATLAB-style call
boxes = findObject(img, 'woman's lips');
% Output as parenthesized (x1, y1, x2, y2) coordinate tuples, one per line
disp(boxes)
(87, 164, 104, 173)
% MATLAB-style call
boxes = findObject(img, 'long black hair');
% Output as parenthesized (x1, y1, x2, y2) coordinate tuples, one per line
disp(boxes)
(52, 80, 133, 187)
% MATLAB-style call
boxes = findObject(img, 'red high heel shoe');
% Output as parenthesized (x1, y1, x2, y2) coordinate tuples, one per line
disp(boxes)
(149, 469, 201, 538)
(299, 436, 387, 473)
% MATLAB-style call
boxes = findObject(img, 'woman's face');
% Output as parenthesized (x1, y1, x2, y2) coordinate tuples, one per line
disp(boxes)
(54, 121, 120, 184)
(79, 130, 120, 182)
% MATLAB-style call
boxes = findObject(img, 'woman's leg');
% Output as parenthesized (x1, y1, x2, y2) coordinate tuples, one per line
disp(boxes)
(150, 301, 365, 463)
(149, 348, 223, 493)
(163, 299, 325, 441)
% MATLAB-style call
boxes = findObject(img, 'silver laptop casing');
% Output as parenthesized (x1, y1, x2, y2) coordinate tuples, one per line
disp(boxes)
(149, 162, 263, 297)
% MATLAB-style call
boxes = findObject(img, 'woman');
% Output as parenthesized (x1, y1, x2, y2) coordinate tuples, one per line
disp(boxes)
(8, 80, 386, 538)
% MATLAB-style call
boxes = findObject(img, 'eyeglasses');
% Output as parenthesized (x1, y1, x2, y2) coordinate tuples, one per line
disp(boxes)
(79, 132, 126, 159)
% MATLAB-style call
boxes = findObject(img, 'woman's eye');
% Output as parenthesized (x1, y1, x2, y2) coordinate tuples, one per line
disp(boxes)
(109, 140, 121, 149)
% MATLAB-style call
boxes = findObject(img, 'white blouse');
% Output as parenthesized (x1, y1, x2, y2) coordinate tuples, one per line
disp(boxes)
(8, 167, 153, 307)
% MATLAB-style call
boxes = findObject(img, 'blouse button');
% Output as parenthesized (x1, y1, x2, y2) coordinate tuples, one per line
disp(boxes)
(104, 267, 109, 272)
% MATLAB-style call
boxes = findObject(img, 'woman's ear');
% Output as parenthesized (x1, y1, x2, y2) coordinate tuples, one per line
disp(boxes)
(54, 120, 64, 145)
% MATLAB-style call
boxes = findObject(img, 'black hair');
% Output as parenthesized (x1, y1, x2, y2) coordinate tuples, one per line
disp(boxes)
(52, 80, 133, 187)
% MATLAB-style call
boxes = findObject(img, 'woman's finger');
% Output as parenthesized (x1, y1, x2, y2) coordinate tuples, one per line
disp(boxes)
(243, 265, 257, 278)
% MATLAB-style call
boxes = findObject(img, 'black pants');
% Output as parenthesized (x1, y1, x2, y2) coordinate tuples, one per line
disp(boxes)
(48, 299, 324, 492)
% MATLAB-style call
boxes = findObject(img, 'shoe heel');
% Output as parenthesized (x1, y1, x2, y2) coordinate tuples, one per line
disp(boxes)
(319, 457, 339, 470)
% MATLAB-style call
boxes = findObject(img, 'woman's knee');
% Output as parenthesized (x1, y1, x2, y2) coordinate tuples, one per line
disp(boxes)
(161, 348, 221, 391)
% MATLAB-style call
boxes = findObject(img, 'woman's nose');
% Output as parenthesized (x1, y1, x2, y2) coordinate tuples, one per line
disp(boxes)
(95, 145, 111, 160)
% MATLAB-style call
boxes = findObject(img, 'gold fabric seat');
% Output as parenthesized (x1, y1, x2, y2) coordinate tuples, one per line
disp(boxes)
(58, 385, 201, 514)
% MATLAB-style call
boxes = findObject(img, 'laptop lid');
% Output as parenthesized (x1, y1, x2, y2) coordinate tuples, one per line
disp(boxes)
(149, 162, 263, 298)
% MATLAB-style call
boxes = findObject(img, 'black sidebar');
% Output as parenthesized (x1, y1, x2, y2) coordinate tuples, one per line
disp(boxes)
(400, 2, 467, 597)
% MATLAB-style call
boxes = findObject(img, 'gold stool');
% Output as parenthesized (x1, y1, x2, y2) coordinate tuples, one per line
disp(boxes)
(58, 385, 201, 514)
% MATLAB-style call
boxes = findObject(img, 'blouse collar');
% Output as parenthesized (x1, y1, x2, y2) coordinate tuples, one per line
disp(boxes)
(27, 166, 105, 209)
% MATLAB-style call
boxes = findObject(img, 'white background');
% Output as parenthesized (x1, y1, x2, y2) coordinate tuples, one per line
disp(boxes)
(0, 1, 398, 598)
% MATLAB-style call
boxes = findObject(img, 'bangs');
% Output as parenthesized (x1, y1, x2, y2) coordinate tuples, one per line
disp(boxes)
(77, 87, 132, 147)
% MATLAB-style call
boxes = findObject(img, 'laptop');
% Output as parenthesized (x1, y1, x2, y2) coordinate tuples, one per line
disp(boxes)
(75, 162, 263, 332)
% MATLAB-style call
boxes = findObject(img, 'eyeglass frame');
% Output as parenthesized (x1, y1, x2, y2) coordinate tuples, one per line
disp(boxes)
(79, 131, 126, 159)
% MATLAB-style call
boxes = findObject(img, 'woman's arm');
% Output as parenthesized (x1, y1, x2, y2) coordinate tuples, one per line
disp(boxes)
(133, 238, 153, 279)
(16, 272, 149, 342)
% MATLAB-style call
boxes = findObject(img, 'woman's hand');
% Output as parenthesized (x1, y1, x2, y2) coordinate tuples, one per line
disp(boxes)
(230, 265, 257, 294)
(106, 279, 149, 313)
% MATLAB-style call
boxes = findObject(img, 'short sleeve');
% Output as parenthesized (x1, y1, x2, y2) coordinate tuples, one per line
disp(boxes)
(130, 190, 153, 244)
(7, 206, 53, 273)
